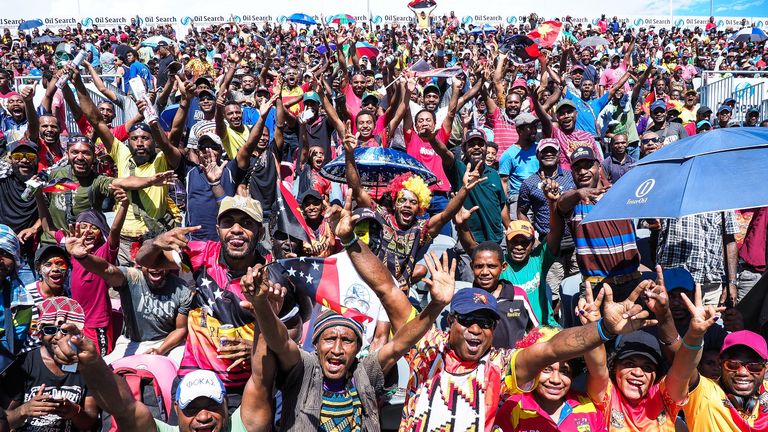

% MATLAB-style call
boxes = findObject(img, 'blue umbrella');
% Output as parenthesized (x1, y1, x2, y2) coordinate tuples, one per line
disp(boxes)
(141, 35, 175, 48)
(18, 19, 44, 31)
(320, 147, 438, 187)
(288, 13, 317, 25)
(731, 27, 767, 42)
(470, 24, 497, 35)
(581, 128, 768, 223)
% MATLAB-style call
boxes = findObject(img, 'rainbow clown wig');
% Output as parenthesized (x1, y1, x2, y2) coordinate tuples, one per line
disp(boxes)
(386, 172, 432, 215)
(515, 326, 561, 349)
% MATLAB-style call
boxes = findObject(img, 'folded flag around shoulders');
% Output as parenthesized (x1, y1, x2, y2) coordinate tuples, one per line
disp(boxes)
(270, 252, 385, 324)
(275, 180, 313, 243)
(528, 20, 562, 48)
(41, 178, 80, 193)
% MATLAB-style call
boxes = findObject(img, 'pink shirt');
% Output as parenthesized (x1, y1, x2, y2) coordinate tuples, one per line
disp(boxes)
(56, 231, 117, 328)
(600, 61, 629, 93)
(488, 106, 519, 157)
(553, 126, 603, 170)
(342, 82, 363, 123)
(405, 125, 451, 193)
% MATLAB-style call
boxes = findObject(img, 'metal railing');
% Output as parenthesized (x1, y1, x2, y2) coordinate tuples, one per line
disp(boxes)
(699, 70, 768, 122)
(12, 74, 127, 132)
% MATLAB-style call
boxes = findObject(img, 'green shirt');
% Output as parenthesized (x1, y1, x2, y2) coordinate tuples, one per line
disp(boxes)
(446, 158, 506, 244)
(155, 407, 246, 432)
(500, 241, 558, 327)
(42, 166, 113, 244)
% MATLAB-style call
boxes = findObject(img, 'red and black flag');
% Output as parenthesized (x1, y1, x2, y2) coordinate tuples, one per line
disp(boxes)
(274, 181, 313, 243)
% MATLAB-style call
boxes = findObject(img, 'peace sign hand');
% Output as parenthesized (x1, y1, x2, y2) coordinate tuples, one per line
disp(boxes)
(462, 162, 488, 191)
(576, 281, 604, 325)
(541, 178, 561, 201)
(681, 282, 725, 338)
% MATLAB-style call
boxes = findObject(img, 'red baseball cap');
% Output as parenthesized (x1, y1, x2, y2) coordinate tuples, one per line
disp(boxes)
(721, 330, 768, 361)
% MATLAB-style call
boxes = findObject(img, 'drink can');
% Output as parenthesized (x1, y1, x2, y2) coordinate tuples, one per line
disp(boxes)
(219, 324, 238, 346)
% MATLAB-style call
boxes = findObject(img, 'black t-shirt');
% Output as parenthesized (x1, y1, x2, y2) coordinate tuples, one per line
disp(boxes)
(156, 56, 174, 88)
(7, 348, 92, 432)
(492, 282, 538, 349)
(0, 174, 39, 263)
(247, 147, 277, 216)
(305, 115, 334, 165)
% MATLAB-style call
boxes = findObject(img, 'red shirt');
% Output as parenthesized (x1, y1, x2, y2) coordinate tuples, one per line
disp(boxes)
(404, 125, 451, 192)
(488, 106, 519, 157)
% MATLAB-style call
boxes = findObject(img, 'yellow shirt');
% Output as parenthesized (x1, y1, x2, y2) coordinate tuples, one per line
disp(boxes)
(222, 125, 250, 160)
(109, 138, 169, 237)
(680, 105, 698, 125)
(684, 376, 768, 432)
(281, 85, 305, 116)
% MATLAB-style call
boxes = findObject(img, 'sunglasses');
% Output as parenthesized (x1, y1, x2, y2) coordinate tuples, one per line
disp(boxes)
(40, 325, 69, 336)
(455, 314, 496, 330)
(722, 359, 766, 374)
(641, 138, 661, 145)
(10, 152, 37, 161)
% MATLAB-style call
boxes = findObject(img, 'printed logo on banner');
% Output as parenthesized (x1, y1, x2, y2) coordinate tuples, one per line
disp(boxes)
(675, 19, 684, 27)
(717, 20, 725, 27)
(634, 18, 644, 27)
(757, 21, 764, 28)
(81, 17, 93, 26)
(233, 16, 241, 23)
(506, 16, 517, 24)
(180, 16, 193, 25)
(735, 82, 756, 99)
(277, 15, 288, 23)
(462, 16, 473, 25)
(372, 15, 382, 24)
(136, 17, 144, 25)
(591, 18, 599, 25)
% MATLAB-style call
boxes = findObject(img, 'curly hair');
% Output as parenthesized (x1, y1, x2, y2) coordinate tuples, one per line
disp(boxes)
(386, 172, 432, 215)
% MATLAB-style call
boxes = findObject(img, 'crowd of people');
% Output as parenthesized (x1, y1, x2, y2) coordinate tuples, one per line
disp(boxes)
(0, 6, 766, 432)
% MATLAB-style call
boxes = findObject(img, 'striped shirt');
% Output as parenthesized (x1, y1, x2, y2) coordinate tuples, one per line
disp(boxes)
(488, 106, 519, 157)
(320, 384, 363, 432)
(567, 197, 640, 278)
(553, 126, 603, 171)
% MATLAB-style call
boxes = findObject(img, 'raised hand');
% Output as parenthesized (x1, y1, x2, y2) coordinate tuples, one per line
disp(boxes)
(643, 266, 670, 318)
(462, 162, 488, 191)
(64, 223, 90, 258)
(542, 177, 561, 201)
(576, 281, 604, 325)
(152, 226, 201, 253)
(216, 88, 229, 108)
(602, 283, 659, 336)
(578, 185, 610, 204)
(20, 85, 35, 102)
(454, 205, 478, 225)
(147, 170, 178, 187)
(342, 125, 357, 154)
(332, 190, 360, 243)
(108, 184, 129, 208)
(201, 149, 226, 183)
(421, 251, 457, 307)
(260, 93, 279, 117)
(681, 283, 725, 338)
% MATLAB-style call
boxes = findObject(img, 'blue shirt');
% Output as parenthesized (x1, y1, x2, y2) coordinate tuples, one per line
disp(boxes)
(518, 168, 576, 238)
(498, 144, 539, 196)
(179, 158, 244, 241)
(565, 89, 610, 137)
(125, 61, 153, 91)
(242, 106, 277, 139)
(601, 153, 636, 183)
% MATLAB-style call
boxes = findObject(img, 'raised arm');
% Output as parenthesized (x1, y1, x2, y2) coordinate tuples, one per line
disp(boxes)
(631, 65, 654, 107)
(514, 283, 659, 386)
(168, 76, 194, 146)
(19, 86, 39, 141)
(542, 179, 563, 255)
(235, 93, 279, 170)
(214, 88, 229, 139)
(332, 190, 412, 332)
(134, 226, 201, 270)
(135, 98, 181, 169)
(575, 282, 611, 404)
(65, 225, 127, 287)
(83, 61, 118, 102)
(427, 161, 486, 238)
(343, 131, 373, 209)
(72, 67, 115, 152)
(377, 252, 454, 373)
(316, 76, 345, 135)
(530, 84, 553, 138)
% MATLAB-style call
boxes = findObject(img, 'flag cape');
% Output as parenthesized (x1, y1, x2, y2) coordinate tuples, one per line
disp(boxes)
(272, 252, 392, 323)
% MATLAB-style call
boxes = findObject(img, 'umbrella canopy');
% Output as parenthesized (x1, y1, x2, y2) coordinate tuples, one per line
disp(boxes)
(408, 0, 437, 8)
(731, 27, 768, 42)
(288, 13, 317, 25)
(355, 41, 379, 59)
(330, 14, 356, 25)
(578, 36, 610, 47)
(141, 35, 175, 48)
(581, 128, 768, 223)
(32, 35, 65, 45)
(470, 24, 497, 34)
(315, 43, 337, 54)
(18, 19, 43, 31)
(320, 147, 438, 187)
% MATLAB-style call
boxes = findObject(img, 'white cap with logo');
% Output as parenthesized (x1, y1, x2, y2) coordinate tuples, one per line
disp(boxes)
(175, 370, 226, 409)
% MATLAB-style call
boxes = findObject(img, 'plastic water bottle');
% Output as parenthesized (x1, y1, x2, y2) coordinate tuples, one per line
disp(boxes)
(129, 77, 158, 123)
(56, 49, 87, 89)
(20, 170, 49, 202)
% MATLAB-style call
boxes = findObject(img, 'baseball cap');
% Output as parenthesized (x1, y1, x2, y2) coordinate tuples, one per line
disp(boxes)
(34, 244, 69, 267)
(721, 330, 768, 361)
(570, 146, 597, 164)
(696, 120, 712, 130)
(570, 64, 585, 73)
(217, 196, 263, 224)
(717, 105, 732, 113)
(697, 106, 712, 116)
(463, 128, 487, 144)
(175, 370, 226, 409)
(194, 76, 213, 88)
(374, 73, 383, 79)
(536, 138, 559, 153)
(662, 267, 694, 292)
(198, 133, 223, 149)
(684, 89, 698, 96)
(8, 138, 38, 153)
(506, 220, 535, 241)
(511, 78, 527, 90)
(723, 97, 736, 105)
(303, 91, 321, 104)
(450, 288, 501, 319)
(555, 99, 576, 113)
(197, 88, 216, 100)
(422, 83, 441, 96)
(362, 92, 380, 103)
(747, 107, 760, 114)
(615, 330, 663, 366)
(650, 100, 668, 112)
(256, 86, 270, 95)
(298, 189, 322, 204)
(513, 112, 539, 127)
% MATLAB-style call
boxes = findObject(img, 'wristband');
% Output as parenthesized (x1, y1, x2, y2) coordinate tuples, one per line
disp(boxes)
(596, 318, 615, 342)
(659, 334, 681, 346)
(342, 234, 359, 248)
(681, 339, 704, 350)
(207, 180, 221, 186)
(728, 279, 738, 285)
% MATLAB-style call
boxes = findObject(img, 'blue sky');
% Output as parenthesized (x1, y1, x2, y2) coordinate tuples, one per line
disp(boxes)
(674, 0, 767, 16)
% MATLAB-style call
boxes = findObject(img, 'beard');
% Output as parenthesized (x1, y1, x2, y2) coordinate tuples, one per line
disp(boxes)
(222, 237, 259, 260)
(130, 146, 157, 166)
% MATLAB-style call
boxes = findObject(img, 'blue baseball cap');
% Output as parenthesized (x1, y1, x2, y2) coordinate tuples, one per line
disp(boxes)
(717, 105, 732, 113)
(450, 288, 500, 319)
(662, 267, 694, 292)
(650, 100, 667, 112)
